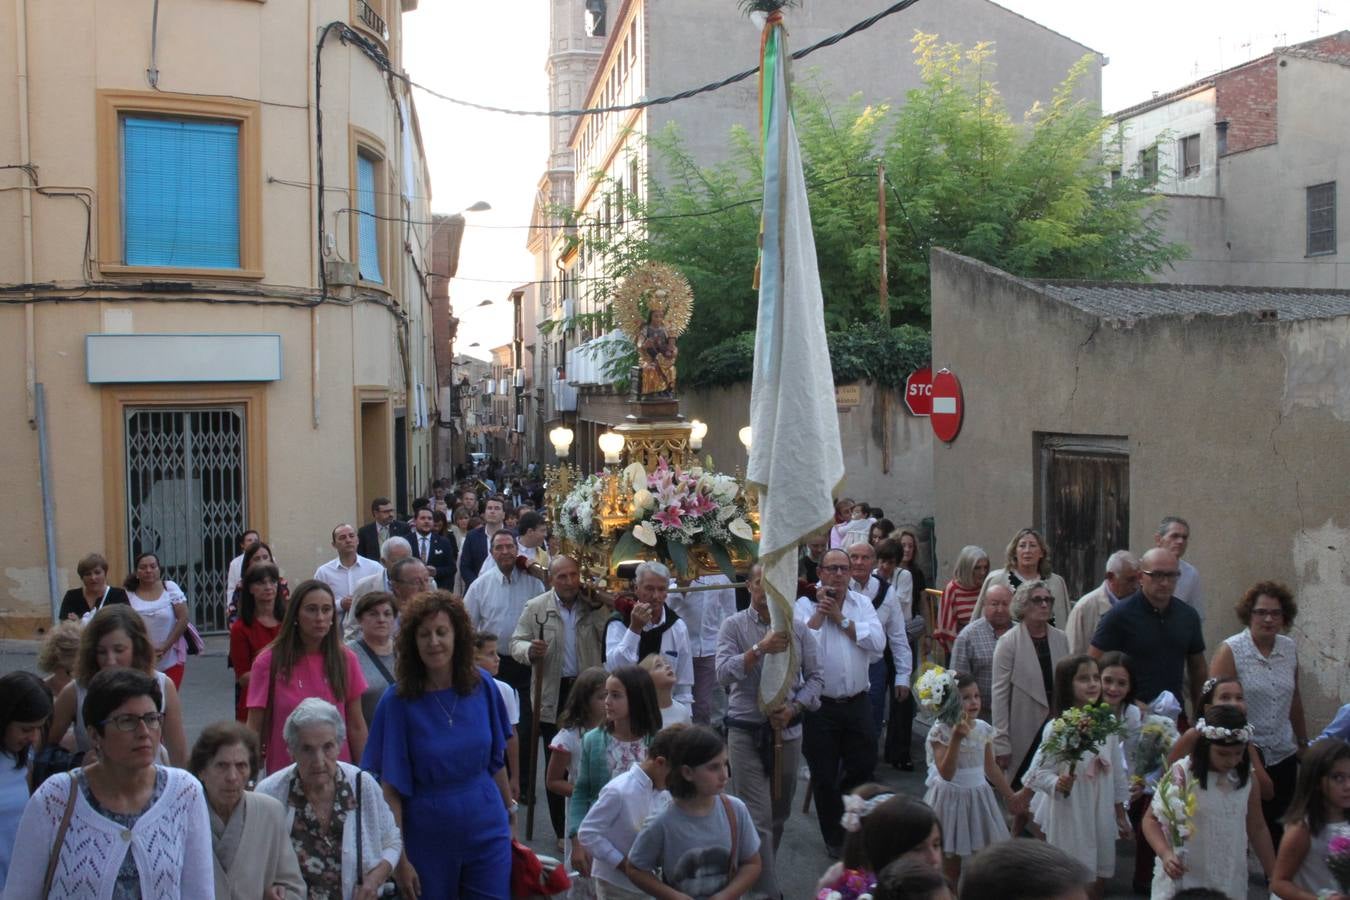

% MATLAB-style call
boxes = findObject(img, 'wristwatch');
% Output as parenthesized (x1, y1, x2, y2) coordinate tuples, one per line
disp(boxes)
(839, 616, 853, 631)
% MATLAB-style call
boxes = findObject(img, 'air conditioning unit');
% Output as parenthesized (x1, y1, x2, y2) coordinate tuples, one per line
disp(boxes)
(515, 414, 525, 433)
(498, 378, 509, 395)
(514, 369, 525, 389)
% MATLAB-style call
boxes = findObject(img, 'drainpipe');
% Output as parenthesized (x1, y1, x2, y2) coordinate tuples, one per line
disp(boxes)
(15, 0, 36, 425)
(35, 384, 59, 620)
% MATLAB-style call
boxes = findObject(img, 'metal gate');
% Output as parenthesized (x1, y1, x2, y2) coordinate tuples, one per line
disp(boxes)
(125, 407, 246, 633)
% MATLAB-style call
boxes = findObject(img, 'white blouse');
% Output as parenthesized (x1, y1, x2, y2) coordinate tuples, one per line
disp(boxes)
(129, 581, 188, 671)
(1224, 629, 1298, 765)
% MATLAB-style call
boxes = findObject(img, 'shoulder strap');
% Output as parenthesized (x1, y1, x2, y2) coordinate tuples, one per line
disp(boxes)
(357, 640, 396, 685)
(355, 769, 364, 875)
(259, 656, 277, 765)
(871, 575, 891, 610)
(721, 793, 738, 878)
(42, 773, 78, 898)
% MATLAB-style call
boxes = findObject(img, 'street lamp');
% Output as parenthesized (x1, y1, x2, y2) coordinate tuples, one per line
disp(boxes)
(598, 430, 625, 465)
(689, 419, 708, 451)
(550, 425, 574, 459)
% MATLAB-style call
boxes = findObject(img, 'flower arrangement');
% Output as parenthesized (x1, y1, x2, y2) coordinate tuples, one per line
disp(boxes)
(1151, 762, 1198, 875)
(914, 666, 963, 726)
(1039, 702, 1126, 794)
(558, 458, 757, 579)
(1130, 715, 1180, 792)
(1327, 826, 1350, 892)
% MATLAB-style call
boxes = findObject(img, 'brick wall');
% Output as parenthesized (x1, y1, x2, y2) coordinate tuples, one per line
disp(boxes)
(1214, 57, 1278, 155)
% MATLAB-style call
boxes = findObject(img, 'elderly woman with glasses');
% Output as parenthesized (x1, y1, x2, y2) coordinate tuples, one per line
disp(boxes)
(990, 579, 1070, 806)
(5, 668, 213, 899)
(255, 699, 401, 900)
(190, 721, 305, 900)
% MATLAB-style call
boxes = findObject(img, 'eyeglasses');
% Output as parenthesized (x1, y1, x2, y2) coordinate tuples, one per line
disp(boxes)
(1251, 608, 1284, 619)
(1027, 595, 1054, 606)
(100, 712, 165, 732)
(819, 564, 849, 574)
(1141, 570, 1181, 580)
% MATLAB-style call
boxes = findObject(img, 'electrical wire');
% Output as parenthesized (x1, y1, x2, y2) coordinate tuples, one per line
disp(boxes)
(397, 0, 924, 119)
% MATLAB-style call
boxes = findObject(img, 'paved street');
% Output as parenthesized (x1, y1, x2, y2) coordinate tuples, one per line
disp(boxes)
(1, 636, 1267, 899)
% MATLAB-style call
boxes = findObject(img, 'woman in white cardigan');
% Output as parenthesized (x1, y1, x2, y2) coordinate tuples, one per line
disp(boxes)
(4, 668, 213, 899)
(254, 698, 401, 900)
(189, 720, 305, 900)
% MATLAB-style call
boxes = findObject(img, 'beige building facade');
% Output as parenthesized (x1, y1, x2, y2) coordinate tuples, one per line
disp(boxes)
(930, 248, 1350, 728)
(0, 0, 444, 635)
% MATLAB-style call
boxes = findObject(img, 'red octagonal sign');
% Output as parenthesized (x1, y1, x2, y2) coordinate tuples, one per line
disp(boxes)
(904, 367, 932, 416)
(930, 368, 964, 443)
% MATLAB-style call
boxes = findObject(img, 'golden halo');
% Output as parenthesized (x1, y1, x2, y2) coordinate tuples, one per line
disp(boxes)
(613, 262, 694, 340)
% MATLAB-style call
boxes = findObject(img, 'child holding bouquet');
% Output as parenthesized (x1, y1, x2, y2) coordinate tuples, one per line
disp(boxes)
(1143, 704, 1276, 899)
(1270, 737, 1350, 900)
(1024, 655, 1130, 900)
(919, 668, 1019, 883)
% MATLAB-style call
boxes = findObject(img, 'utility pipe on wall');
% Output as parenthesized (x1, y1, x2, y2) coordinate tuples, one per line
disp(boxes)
(35, 384, 59, 620)
(15, 0, 36, 425)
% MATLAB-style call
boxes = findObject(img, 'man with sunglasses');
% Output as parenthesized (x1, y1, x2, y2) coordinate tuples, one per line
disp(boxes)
(1089, 547, 1206, 716)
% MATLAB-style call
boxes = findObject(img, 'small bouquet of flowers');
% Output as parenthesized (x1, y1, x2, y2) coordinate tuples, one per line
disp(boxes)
(1150, 762, 1198, 877)
(914, 665, 963, 726)
(1039, 702, 1126, 795)
(1326, 825, 1350, 892)
(1130, 714, 1179, 793)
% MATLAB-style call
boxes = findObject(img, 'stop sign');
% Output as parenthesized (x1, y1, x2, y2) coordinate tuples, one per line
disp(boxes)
(930, 368, 964, 442)
(903, 367, 932, 416)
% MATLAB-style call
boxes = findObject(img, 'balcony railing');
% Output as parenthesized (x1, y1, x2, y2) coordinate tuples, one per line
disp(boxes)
(355, 0, 388, 41)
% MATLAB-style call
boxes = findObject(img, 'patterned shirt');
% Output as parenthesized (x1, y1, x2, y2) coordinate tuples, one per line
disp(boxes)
(1224, 628, 1298, 764)
(949, 617, 1009, 722)
(287, 766, 356, 899)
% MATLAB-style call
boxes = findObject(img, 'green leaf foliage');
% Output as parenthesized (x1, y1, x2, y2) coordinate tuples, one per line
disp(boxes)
(566, 34, 1188, 387)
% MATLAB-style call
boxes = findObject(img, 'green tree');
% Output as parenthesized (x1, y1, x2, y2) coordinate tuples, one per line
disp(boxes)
(555, 33, 1187, 387)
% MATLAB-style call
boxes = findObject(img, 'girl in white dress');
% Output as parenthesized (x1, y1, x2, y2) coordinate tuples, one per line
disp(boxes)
(545, 667, 609, 899)
(1143, 704, 1277, 899)
(1025, 655, 1130, 900)
(1270, 737, 1350, 900)
(923, 672, 1017, 884)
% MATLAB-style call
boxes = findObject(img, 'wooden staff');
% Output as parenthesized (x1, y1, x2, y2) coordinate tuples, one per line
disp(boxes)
(526, 612, 547, 840)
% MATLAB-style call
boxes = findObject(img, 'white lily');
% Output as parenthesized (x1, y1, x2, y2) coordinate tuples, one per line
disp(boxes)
(633, 522, 657, 546)
(729, 518, 754, 540)
(622, 462, 648, 492)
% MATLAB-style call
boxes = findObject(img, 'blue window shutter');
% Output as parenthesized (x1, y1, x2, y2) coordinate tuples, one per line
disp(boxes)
(357, 153, 383, 283)
(122, 117, 241, 268)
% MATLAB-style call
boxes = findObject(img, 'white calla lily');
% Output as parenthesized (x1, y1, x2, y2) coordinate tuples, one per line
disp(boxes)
(633, 522, 658, 546)
(622, 462, 648, 492)
(729, 518, 754, 540)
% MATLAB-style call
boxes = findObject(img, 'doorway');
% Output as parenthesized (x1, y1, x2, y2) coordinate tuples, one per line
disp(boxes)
(1038, 434, 1129, 600)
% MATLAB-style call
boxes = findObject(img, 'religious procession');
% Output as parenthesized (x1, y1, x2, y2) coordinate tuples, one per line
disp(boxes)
(2, 0, 1349, 899)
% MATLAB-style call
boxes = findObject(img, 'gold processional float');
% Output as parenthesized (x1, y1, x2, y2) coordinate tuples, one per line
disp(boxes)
(542, 262, 760, 593)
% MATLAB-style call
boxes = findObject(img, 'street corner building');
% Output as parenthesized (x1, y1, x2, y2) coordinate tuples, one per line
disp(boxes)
(0, 0, 462, 637)
(929, 248, 1350, 727)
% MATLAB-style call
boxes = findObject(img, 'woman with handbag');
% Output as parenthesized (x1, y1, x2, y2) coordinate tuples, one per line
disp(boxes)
(362, 590, 515, 899)
(4, 668, 213, 899)
(345, 591, 398, 726)
(245, 580, 368, 775)
(45, 605, 189, 767)
(228, 563, 285, 723)
(254, 699, 401, 900)
(124, 552, 192, 688)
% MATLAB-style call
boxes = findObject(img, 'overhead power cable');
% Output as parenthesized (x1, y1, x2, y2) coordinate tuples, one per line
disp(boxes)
(395, 0, 923, 119)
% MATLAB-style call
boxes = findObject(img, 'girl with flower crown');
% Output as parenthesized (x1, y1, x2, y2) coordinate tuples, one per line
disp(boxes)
(921, 670, 1019, 883)
(1143, 704, 1277, 899)
(815, 787, 943, 900)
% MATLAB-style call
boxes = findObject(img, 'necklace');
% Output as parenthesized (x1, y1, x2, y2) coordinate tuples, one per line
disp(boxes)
(431, 689, 459, 726)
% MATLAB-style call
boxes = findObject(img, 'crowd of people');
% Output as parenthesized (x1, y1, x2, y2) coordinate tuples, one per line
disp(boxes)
(0, 474, 1347, 900)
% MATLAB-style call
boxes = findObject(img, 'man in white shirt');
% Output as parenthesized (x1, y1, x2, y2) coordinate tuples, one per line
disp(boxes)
(478, 509, 551, 578)
(605, 560, 694, 707)
(225, 529, 260, 600)
(847, 542, 912, 737)
(464, 530, 545, 794)
(344, 536, 412, 642)
(794, 547, 886, 855)
(314, 523, 383, 632)
(1156, 515, 1203, 622)
(666, 572, 737, 724)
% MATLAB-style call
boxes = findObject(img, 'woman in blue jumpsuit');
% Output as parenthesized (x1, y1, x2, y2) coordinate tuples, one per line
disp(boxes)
(363, 591, 514, 898)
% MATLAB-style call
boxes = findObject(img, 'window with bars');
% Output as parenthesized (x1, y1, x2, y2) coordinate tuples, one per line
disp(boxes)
(1180, 134, 1200, 178)
(1307, 182, 1336, 256)
(122, 116, 241, 268)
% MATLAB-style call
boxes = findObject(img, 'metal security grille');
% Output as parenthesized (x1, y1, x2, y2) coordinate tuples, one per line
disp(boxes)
(125, 407, 246, 633)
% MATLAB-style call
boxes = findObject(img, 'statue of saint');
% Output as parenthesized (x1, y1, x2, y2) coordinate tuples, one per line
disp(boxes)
(636, 305, 677, 397)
